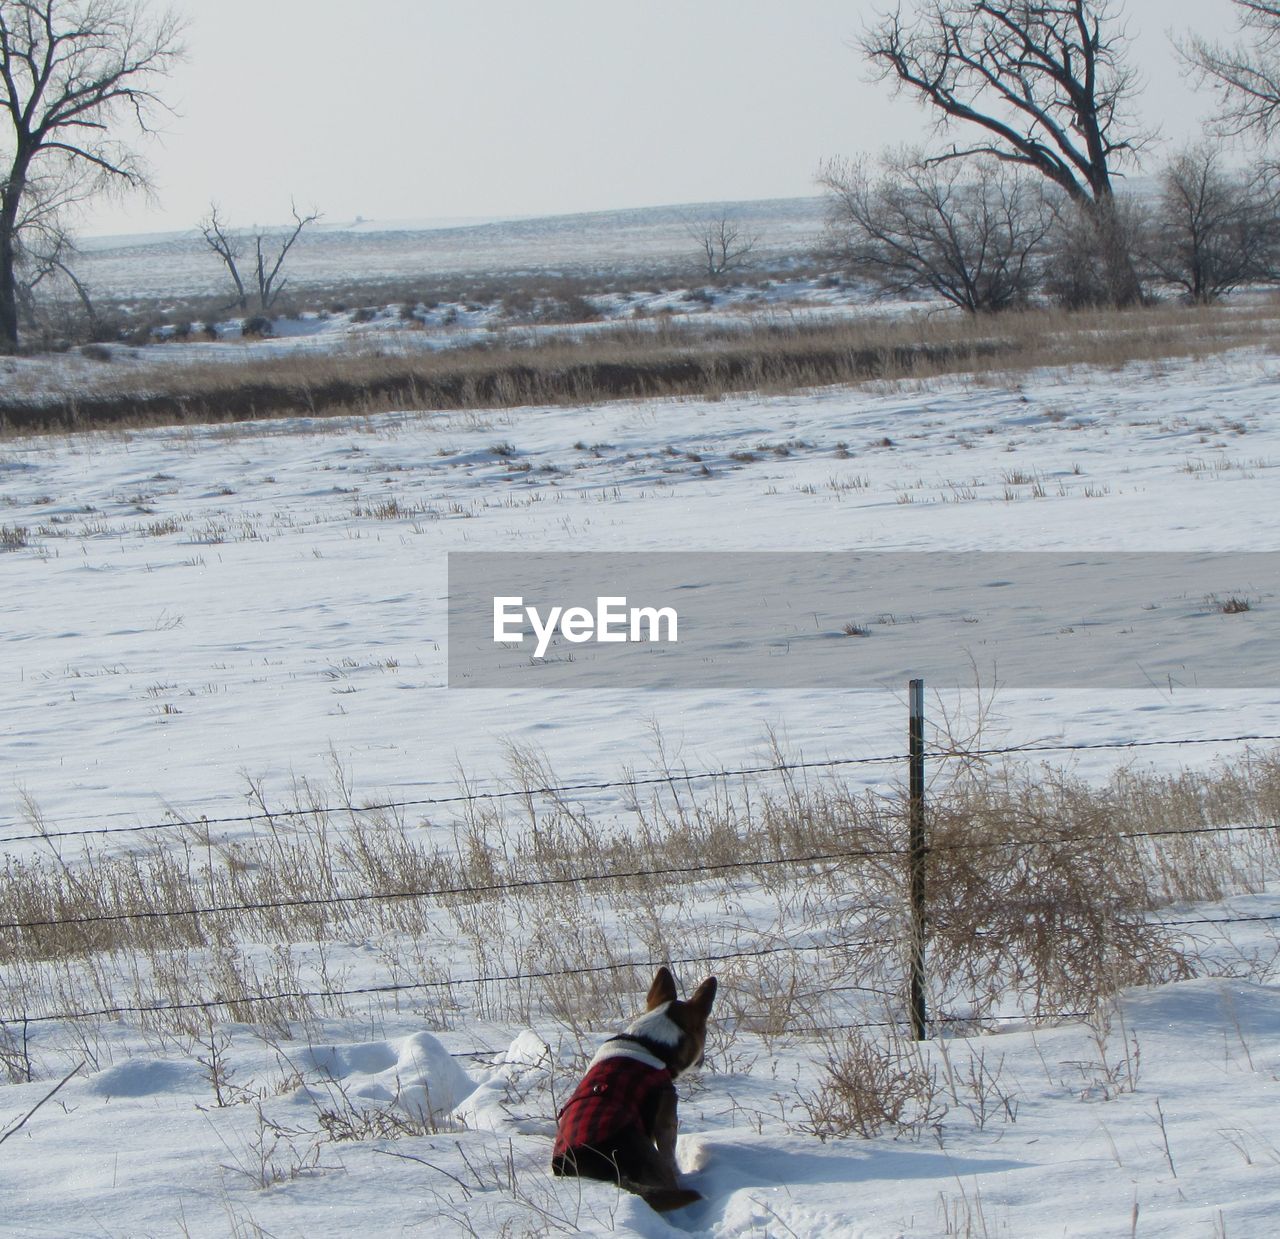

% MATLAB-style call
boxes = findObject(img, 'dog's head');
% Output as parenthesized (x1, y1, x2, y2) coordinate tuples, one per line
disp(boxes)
(623, 966, 717, 1078)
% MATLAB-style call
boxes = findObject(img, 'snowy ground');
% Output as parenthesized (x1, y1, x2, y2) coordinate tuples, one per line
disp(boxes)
(0, 269, 891, 408)
(4, 345, 1277, 827)
(10, 972, 1280, 1238)
(72, 197, 829, 301)
(2, 344, 1280, 1235)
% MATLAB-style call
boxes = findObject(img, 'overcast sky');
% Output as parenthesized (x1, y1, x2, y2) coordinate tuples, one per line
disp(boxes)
(80, 0, 1242, 237)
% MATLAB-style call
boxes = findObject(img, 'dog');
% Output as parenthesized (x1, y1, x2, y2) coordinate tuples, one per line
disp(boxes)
(551, 966, 717, 1212)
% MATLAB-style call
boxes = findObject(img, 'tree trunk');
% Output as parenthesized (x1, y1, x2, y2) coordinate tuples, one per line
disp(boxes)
(0, 213, 21, 352)
(0, 160, 30, 352)
(1093, 196, 1144, 308)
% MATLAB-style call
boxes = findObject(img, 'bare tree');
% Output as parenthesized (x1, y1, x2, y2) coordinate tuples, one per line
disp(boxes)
(199, 201, 321, 314)
(16, 225, 97, 333)
(0, 1, 184, 351)
(200, 204, 247, 310)
(1183, 2, 1280, 141)
(820, 151, 1052, 312)
(861, 1, 1149, 303)
(862, 1, 1147, 200)
(688, 215, 757, 279)
(1141, 145, 1280, 302)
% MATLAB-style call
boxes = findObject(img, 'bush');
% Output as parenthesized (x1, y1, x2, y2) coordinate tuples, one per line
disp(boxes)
(921, 767, 1192, 1016)
(241, 314, 274, 338)
(798, 1028, 946, 1141)
(1142, 146, 1280, 304)
(821, 152, 1051, 313)
(1042, 195, 1147, 309)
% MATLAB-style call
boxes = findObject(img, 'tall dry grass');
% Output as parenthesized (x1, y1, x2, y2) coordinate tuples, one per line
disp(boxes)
(1, 748, 1277, 1071)
(5, 300, 1280, 434)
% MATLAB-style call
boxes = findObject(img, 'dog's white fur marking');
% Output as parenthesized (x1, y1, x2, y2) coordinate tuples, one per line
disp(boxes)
(590, 1039, 667, 1071)
(624, 1004, 682, 1047)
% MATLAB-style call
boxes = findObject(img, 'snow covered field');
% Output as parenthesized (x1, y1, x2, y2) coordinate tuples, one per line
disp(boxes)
(2, 342, 1280, 1236)
(0, 268, 883, 407)
(73, 197, 829, 302)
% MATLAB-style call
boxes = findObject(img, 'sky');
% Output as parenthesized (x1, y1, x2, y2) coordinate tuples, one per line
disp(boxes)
(77, 0, 1243, 238)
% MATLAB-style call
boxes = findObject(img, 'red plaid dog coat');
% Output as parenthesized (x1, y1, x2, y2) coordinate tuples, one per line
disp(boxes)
(553, 1051, 673, 1162)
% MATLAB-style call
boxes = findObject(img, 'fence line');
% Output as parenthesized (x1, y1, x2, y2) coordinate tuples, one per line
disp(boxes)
(0, 751, 911, 846)
(8, 897, 1222, 1032)
(0, 937, 882, 1028)
(0, 937, 1117, 1035)
(8, 901, 1271, 1032)
(937, 733, 1280, 758)
(378, 1007, 1105, 1062)
(0, 846, 900, 935)
(3, 730, 1277, 848)
(5, 818, 1280, 939)
(1157, 911, 1280, 928)
(1, 725, 1277, 1038)
(441, 1005, 1108, 1063)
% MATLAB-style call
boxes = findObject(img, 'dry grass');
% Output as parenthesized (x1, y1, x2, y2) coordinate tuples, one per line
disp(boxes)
(2, 743, 1279, 1189)
(1, 746, 1277, 1076)
(797, 1026, 948, 1141)
(5, 300, 1280, 435)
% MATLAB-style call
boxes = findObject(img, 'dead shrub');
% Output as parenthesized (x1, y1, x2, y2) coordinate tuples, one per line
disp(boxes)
(314, 1076, 455, 1142)
(922, 769, 1193, 1018)
(797, 1027, 947, 1140)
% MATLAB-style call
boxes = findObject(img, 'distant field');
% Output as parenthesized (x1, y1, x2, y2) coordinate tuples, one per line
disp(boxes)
(5, 298, 1280, 434)
(74, 196, 830, 302)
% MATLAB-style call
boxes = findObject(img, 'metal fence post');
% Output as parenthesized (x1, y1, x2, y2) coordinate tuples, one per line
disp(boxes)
(908, 678, 928, 1041)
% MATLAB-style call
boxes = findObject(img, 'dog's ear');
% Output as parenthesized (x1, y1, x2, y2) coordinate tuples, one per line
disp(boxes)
(687, 976, 717, 1020)
(646, 966, 678, 1009)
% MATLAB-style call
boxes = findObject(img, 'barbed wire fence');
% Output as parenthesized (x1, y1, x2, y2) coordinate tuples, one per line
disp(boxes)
(4, 732, 1278, 847)
(0, 709, 1278, 1053)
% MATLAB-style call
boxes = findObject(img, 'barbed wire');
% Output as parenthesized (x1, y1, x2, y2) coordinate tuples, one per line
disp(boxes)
(1, 729, 1277, 1037)
(0, 932, 1117, 1039)
(0, 937, 882, 1028)
(0, 845, 901, 935)
(453, 1005, 1104, 1058)
(3, 731, 1275, 848)
(927, 818, 1280, 857)
(5, 817, 1280, 938)
(1157, 911, 1280, 928)
(939, 734, 1280, 759)
(0, 752, 910, 846)
(2, 895, 1276, 1032)
(794, 1009, 1094, 1035)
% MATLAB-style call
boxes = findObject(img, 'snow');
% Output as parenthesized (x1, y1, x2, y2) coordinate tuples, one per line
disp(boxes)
(4, 346, 1278, 829)
(7, 975, 1280, 1235)
(0, 270, 891, 408)
(68, 197, 829, 300)
(2, 340, 1280, 1235)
